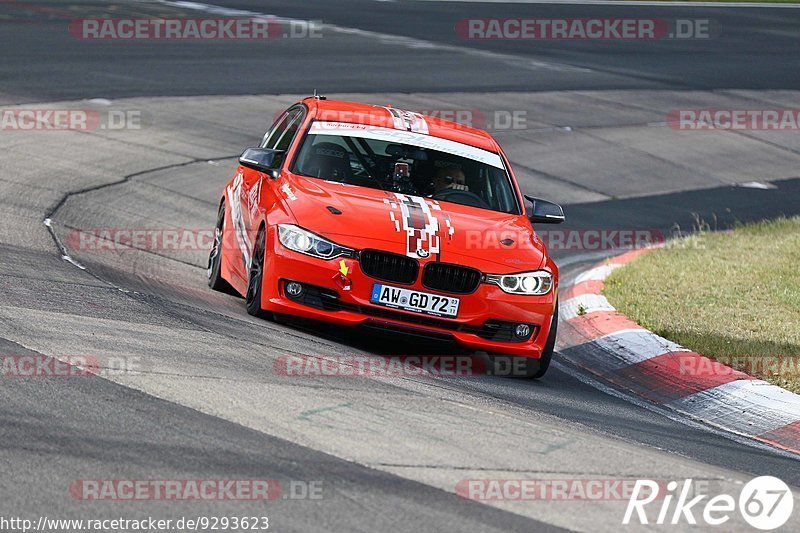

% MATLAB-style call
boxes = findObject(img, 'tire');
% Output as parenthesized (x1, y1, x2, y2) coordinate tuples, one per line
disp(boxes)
(489, 300, 558, 380)
(245, 226, 272, 319)
(207, 202, 236, 295)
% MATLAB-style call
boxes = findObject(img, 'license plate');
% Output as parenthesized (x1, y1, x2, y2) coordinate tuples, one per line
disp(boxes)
(370, 283, 459, 318)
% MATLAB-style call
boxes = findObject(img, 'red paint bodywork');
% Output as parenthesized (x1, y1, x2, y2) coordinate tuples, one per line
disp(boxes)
(216, 98, 558, 358)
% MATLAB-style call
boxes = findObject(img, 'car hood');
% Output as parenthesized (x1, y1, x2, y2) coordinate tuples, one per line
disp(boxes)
(281, 175, 546, 273)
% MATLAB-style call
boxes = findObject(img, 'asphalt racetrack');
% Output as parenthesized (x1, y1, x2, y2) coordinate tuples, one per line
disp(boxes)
(1, 1, 799, 532)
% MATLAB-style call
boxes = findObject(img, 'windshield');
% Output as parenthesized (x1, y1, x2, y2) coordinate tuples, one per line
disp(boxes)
(291, 121, 520, 214)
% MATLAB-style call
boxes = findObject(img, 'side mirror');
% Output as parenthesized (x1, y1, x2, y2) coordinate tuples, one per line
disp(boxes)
(524, 195, 565, 224)
(239, 147, 284, 179)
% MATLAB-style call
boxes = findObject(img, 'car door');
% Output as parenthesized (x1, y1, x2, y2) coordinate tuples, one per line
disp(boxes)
(234, 107, 306, 275)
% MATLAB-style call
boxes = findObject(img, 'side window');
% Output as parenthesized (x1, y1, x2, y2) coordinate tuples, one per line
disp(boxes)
(262, 107, 304, 151)
(261, 112, 290, 149)
(273, 109, 304, 151)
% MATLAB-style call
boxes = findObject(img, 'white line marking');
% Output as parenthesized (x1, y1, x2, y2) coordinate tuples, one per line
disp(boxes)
(561, 293, 615, 319)
(158, 0, 593, 73)
(668, 380, 800, 436)
(552, 360, 800, 461)
(574, 263, 621, 284)
(43, 218, 86, 270)
(585, 328, 691, 370)
(736, 181, 777, 189)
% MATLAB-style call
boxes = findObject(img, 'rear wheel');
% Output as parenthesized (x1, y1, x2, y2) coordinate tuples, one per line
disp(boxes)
(245, 226, 272, 319)
(489, 301, 558, 379)
(207, 202, 236, 295)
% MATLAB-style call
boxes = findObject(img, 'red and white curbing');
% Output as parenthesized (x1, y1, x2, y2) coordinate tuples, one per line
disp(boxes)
(557, 248, 800, 455)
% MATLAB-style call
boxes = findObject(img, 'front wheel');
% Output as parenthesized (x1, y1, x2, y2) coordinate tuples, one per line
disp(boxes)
(208, 202, 236, 295)
(489, 302, 558, 380)
(245, 226, 273, 319)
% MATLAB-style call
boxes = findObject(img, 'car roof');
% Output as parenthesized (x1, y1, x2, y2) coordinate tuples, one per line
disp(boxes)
(302, 98, 500, 153)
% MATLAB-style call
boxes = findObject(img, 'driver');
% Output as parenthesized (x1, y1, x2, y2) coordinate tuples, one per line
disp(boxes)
(433, 167, 469, 193)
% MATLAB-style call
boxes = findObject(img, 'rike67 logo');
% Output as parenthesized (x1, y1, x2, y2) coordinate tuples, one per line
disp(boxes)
(624, 477, 794, 530)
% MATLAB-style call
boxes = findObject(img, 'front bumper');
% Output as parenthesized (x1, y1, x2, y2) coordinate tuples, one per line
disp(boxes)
(261, 233, 557, 358)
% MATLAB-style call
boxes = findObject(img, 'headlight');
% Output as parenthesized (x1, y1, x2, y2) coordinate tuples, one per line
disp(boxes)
(278, 224, 352, 260)
(485, 271, 553, 295)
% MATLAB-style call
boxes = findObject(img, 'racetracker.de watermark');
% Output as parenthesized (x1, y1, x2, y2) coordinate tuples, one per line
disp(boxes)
(466, 229, 665, 251)
(455, 18, 715, 40)
(68, 228, 682, 253)
(68, 228, 215, 251)
(69, 18, 322, 40)
(274, 354, 493, 378)
(295, 108, 529, 131)
(1, 355, 145, 378)
(0, 109, 142, 131)
(679, 355, 800, 378)
(417, 108, 527, 131)
(69, 480, 280, 501)
(457, 479, 673, 501)
(68, 479, 323, 501)
(668, 109, 800, 130)
(1, 355, 99, 377)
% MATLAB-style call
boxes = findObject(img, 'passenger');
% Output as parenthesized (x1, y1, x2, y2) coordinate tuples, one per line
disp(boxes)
(432, 167, 468, 193)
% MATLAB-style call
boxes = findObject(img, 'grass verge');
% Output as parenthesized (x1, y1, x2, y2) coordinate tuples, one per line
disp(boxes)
(603, 217, 800, 393)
